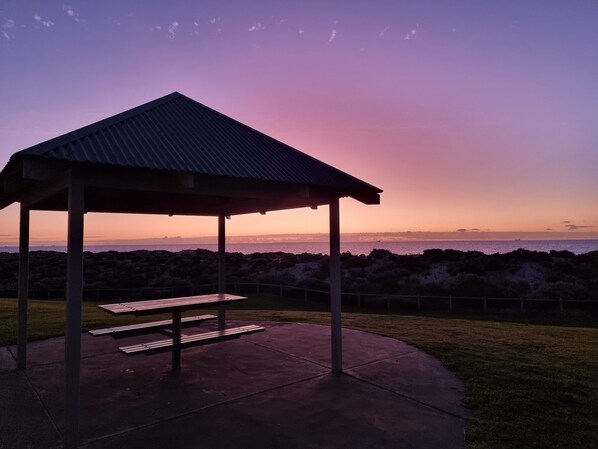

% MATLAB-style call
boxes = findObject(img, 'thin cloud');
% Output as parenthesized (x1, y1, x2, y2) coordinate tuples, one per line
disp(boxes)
(168, 20, 179, 41)
(328, 28, 337, 42)
(379, 26, 389, 38)
(2, 19, 15, 30)
(404, 27, 417, 41)
(298, 29, 305, 35)
(209, 17, 218, 24)
(562, 220, 571, 224)
(63, 5, 80, 22)
(248, 23, 263, 32)
(33, 14, 54, 28)
(1, 19, 14, 41)
(565, 224, 593, 231)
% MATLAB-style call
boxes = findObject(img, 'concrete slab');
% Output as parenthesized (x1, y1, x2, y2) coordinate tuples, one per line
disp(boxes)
(244, 321, 416, 369)
(86, 374, 465, 449)
(347, 351, 469, 418)
(0, 346, 16, 372)
(1, 322, 469, 449)
(0, 370, 62, 449)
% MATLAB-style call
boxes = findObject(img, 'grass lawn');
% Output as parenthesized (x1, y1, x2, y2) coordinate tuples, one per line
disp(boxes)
(1, 296, 598, 449)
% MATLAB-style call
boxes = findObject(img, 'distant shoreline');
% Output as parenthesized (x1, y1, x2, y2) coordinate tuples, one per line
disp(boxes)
(1, 239, 597, 255)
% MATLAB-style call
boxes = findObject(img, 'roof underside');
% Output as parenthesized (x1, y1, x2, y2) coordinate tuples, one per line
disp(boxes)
(0, 92, 381, 216)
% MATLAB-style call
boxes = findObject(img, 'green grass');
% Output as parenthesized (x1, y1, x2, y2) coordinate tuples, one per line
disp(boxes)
(2, 296, 598, 449)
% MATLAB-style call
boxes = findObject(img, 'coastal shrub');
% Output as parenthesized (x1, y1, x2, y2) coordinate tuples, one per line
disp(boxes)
(536, 281, 588, 300)
(450, 273, 501, 297)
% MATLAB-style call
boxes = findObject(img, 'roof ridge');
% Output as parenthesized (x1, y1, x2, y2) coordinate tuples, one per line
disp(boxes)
(17, 92, 182, 157)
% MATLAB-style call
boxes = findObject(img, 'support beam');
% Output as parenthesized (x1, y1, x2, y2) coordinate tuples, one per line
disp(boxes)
(64, 171, 85, 449)
(218, 214, 226, 330)
(329, 198, 342, 373)
(17, 205, 30, 370)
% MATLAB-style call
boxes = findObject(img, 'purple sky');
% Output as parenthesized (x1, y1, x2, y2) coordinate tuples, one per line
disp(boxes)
(1, 1, 597, 244)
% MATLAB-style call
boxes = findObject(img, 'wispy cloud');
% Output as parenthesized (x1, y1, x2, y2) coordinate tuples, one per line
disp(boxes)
(379, 26, 389, 38)
(1, 18, 15, 41)
(564, 223, 593, 231)
(33, 14, 54, 28)
(328, 28, 337, 43)
(248, 23, 263, 32)
(168, 20, 179, 41)
(63, 5, 80, 23)
(404, 27, 417, 41)
(298, 29, 305, 35)
(209, 17, 218, 24)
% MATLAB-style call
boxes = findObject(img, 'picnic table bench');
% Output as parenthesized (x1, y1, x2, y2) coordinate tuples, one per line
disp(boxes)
(89, 293, 265, 370)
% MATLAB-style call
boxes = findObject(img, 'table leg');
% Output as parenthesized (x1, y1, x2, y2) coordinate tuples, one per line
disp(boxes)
(172, 311, 182, 371)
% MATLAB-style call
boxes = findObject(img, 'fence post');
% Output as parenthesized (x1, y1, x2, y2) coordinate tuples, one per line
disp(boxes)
(484, 296, 487, 313)
(520, 297, 524, 313)
(358, 293, 361, 308)
(304, 289, 308, 302)
(257, 283, 260, 295)
(559, 297, 563, 313)
(417, 295, 420, 310)
(386, 297, 390, 309)
(449, 295, 453, 312)
(279, 285, 283, 297)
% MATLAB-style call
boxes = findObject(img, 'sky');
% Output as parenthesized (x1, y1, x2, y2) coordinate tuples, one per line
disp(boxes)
(1, 1, 597, 245)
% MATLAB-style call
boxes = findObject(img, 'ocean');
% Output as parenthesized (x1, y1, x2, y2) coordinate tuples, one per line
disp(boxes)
(1, 240, 597, 255)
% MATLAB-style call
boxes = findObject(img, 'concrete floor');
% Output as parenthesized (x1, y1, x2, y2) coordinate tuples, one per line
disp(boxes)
(0, 322, 469, 449)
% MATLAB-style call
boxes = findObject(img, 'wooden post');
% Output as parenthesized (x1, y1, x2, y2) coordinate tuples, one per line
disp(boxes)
(65, 171, 85, 449)
(218, 214, 226, 330)
(484, 296, 487, 313)
(417, 295, 421, 310)
(520, 297, 524, 313)
(559, 297, 563, 313)
(330, 199, 342, 373)
(449, 295, 453, 311)
(17, 206, 30, 370)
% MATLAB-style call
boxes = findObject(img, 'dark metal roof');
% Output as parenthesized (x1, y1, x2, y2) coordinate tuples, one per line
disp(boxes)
(0, 92, 381, 215)
(11, 92, 381, 193)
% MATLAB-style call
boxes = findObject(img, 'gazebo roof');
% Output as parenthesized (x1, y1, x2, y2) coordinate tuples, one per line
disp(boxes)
(0, 92, 381, 215)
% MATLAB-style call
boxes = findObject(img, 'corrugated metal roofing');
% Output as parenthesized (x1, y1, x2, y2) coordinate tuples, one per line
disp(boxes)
(11, 92, 381, 194)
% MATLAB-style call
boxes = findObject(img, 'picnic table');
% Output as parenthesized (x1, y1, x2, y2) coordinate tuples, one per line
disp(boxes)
(90, 293, 265, 370)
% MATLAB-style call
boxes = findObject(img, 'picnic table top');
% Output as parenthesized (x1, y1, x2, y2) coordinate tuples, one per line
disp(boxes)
(98, 294, 247, 316)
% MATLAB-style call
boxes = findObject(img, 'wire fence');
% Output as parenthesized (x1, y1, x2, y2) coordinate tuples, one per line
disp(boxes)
(2, 282, 598, 314)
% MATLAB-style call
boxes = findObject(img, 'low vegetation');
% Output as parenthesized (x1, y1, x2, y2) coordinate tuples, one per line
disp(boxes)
(1, 296, 597, 449)
(0, 248, 597, 301)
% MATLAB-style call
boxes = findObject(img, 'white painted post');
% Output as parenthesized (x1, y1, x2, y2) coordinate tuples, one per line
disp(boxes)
(17, 206, 30, 370)
(330, 199, 342, 373)
(65, 171, 85, 449)
(218, 214, 226, 330)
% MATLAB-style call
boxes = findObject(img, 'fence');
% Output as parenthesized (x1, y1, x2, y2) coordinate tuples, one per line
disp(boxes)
(2, 282, 598, 314)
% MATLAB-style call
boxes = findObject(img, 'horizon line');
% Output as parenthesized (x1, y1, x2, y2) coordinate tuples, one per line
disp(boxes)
(0, 230, 596, 246)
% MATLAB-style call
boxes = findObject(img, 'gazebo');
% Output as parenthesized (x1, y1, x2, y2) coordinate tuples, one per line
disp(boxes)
(0, 92, 381, 448)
